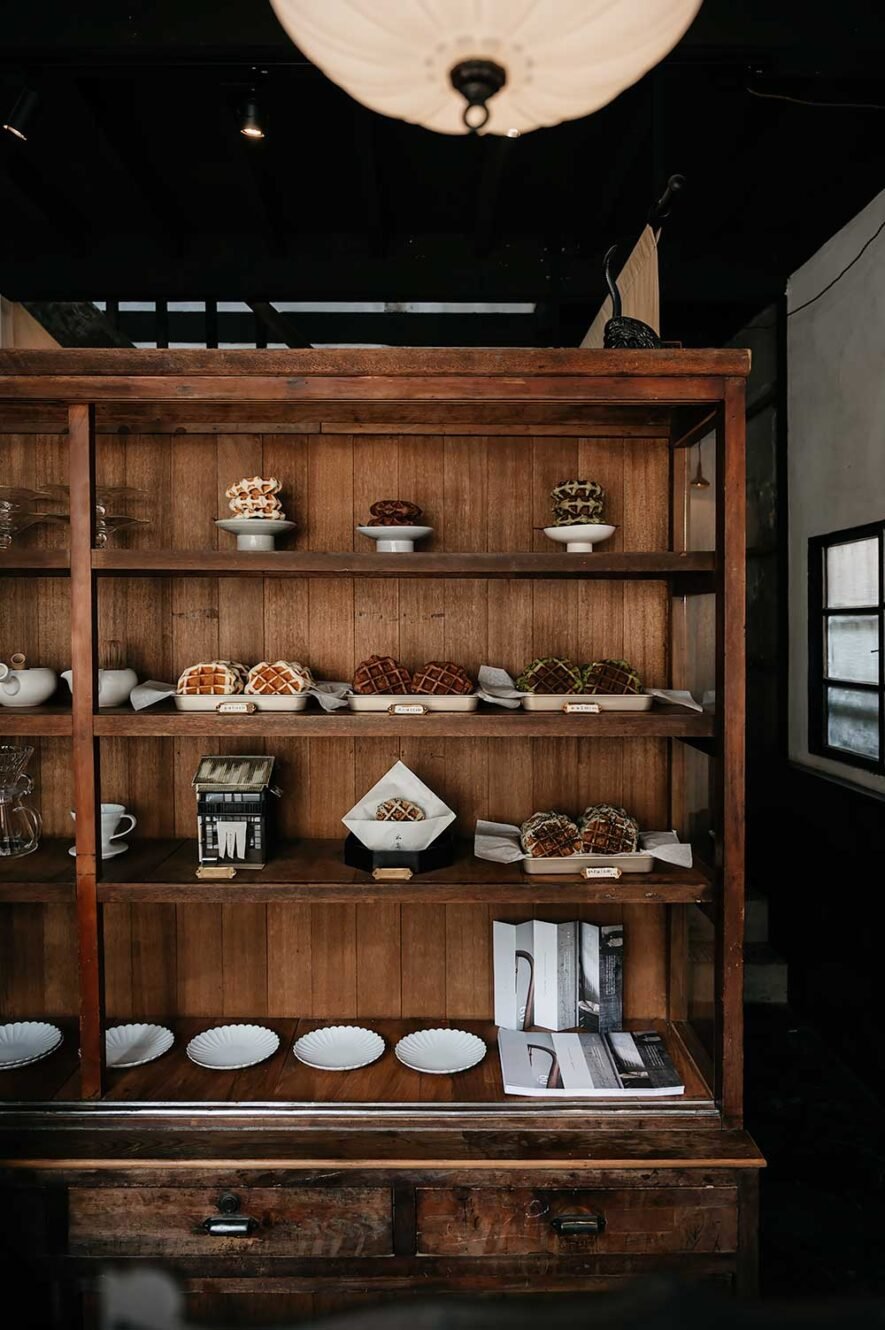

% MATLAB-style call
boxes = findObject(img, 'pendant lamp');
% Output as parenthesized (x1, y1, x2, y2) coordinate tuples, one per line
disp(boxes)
(269, 0, 703, 135)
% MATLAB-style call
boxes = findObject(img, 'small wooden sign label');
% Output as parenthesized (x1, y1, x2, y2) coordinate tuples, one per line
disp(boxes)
(388, 703, 427, 716)
(218, 700, 258, 714)
(372, 866, 414, 880)
(196, 865, 238, 880)
(582, 865, 622, 880)
(563, 702, 600, 714)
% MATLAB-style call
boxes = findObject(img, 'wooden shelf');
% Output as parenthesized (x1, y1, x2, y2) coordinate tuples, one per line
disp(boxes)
(59, 1017, 709, 1110)
(95, 838, 712, 904)
(92, 549, 715, 581)
(0, 550, 69, 576)
(93, 702, 713, 740)
(0, 706, 72, 736)
(0, 839, 75, 902)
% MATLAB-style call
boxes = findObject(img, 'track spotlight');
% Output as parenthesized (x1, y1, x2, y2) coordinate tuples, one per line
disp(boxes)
(2, 88, 38, 142)
(240, 91, 265, 140)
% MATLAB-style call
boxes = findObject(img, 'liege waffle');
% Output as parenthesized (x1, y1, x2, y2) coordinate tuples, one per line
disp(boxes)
(582, 658, 642, 695)
(176, 660, 248, 696)
(369, 499, 423, 525)
(225, 476, 281, 501)
(245, 660, 314, 695)
(520, 811, 581, 858)
(228, 494, 284, 516)
(352, 654, 412, 695)
(515, 657, 584, 694)
(577, 804, 639, 854)
(375, 798, 425, 822)
(411, 661, 474, 696)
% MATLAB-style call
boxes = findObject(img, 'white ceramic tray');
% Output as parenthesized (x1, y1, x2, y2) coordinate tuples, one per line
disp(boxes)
(106, 1023, 174, 1069)
(0, 1021, 63, 1070)
(186, 1023, 280, 1070)
(520, 693, 653, 712)
(395, 1028, 486, 1075)
(522, 850, 655, 875)
(175, 694, 308, 712)
(348, 693, 479, 713)
(293, 1025, 385, 1071)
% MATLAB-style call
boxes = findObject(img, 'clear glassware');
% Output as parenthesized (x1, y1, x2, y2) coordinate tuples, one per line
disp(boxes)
(39, 485, 150, 548)
(0, 745, 42, 858)
(0, 511, 69, 550)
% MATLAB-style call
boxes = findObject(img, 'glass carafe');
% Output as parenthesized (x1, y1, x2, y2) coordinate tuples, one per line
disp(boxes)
(0, 745, 42, 858)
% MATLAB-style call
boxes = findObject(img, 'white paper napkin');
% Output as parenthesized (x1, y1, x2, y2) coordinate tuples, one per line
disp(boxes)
(130, 680, 175, 710)
(343, 760, 455, 851)
(473, 819, 693, 868)
(476, 665, 524, 708)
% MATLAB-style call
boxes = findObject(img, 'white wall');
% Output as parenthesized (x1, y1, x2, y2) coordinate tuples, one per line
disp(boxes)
(788, 188, 885, 794)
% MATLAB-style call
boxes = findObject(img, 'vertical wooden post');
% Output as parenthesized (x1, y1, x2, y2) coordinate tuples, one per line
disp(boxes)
(69, 403, 104, 1099)
(715, 378, 747, 1126)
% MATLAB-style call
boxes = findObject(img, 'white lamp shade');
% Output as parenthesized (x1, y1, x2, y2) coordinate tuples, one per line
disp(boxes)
(269, 0, 703, 135)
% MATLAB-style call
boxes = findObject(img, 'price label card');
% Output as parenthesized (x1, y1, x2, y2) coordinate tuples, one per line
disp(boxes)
(582, 865, 623, 880)
(372, 866, 414, 881)
(563, 702, 601, 714)
(218, 700, 257, 714)
(388, 703, 427, 716)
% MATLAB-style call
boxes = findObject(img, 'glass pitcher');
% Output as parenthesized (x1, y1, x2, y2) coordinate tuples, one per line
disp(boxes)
(0, 745, 42, 858)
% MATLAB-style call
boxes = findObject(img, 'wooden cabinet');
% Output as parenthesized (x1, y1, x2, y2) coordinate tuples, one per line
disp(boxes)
(0, 349, 761, 1320)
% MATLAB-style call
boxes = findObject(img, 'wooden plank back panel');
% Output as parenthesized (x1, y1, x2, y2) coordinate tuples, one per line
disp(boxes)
(77, 428, 671, 1024)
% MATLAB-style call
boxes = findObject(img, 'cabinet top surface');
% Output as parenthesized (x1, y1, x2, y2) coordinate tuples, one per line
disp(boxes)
(0, 347, 751, 381)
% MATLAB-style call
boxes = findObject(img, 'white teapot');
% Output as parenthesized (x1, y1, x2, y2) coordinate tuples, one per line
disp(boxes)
(0, 654, 58, 708)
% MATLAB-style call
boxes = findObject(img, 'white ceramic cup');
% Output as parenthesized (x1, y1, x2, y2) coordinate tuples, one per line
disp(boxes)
(70, 803, 137, 857)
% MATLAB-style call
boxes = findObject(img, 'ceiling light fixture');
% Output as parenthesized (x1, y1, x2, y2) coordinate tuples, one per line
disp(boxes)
(690, 444, 710, 490)
(2, 88, 38, 142)
(240, 90, 265, 139)
(268, 0, 703, 136)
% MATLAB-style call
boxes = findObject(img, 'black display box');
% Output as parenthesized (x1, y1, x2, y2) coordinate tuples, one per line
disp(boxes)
(344, 827, 455, 875)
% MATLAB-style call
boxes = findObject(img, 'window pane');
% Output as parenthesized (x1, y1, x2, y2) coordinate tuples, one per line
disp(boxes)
(826, 538, 878, 607)
(826, 686, 879, 759)
(826, 615, 880, 682)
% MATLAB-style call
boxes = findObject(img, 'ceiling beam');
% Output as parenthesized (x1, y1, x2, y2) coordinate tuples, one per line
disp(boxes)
(22, 301, 134, 347)
(246, 301, 312, 347)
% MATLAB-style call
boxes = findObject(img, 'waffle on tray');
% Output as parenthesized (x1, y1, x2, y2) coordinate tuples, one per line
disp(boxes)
(577, 804, 639, 854)
(515, 657, 584, 694)
(520, 811, 581, 858)
(245, 660, 314, 695)
(176, 660, 249, 696)
(582, 658, 642, 695)
(352, 655, 413, 695)
(410, 661, 474, 696)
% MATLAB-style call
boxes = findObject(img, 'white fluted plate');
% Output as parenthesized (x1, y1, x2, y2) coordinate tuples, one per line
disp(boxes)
(106, 1023, 174, 1069)
(187, 1023, 280, 1070)
(0, 1021, 63, 1069)
(395, 1028, 486, 1075)
(294, 1025, 385, 1071)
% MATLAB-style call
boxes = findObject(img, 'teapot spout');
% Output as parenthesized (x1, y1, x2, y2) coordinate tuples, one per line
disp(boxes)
(61, 670, 73, 690)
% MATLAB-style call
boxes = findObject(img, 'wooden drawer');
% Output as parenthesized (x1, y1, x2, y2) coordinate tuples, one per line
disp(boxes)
(416, 1186, 738, 1256)
(68, 1186, 393, 1258)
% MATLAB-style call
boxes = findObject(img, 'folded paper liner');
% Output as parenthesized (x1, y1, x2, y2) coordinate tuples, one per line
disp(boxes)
(476, 665, 705, 713)
(343, 760, 455, 852)
(474, 819, 693, 868)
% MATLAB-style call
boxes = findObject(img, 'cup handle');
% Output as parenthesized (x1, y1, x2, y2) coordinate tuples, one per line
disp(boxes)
(22, 805, 42, 851)
(110, 812, 137, 841)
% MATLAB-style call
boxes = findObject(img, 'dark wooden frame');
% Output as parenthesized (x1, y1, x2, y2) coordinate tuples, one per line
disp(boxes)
(808, 518, 885, 777)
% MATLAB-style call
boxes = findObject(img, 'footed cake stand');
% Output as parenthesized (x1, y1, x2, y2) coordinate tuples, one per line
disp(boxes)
(216, 518, 296, 551)
(543, 523, 616, 553)
(357, 524, 432, 553)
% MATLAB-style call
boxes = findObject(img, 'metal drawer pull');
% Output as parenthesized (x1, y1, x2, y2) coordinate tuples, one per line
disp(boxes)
(202, 1192, 259, 1237)
(550, 1213, 606, 1235)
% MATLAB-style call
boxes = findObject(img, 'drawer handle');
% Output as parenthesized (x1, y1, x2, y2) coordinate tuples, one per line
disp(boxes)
(550, 1213, 606, 1236)
(202, 1216, 259, 1237)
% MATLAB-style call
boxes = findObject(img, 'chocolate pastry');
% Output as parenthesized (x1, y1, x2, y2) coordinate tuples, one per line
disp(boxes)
(352, 654, 412, 694)
(411, 661, 474, 696)
(520, 811, 581, 858)
(369, 499, 423, 526)
(577, 804, 639, 854)
(515, 657, 584, 694)
(375, 798, 425, 822)
(582, 658, 642, 694)
(550, 478, 605, 526)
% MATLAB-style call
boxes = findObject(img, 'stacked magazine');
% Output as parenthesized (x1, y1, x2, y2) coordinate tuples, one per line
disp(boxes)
(498, 1027, 684, 1097)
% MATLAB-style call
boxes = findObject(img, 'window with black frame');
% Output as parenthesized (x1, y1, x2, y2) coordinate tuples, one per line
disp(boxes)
(808, 521, 885, 775)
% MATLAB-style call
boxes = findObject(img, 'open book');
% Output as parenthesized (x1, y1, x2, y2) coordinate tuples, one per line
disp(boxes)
(498, 1028, 684, 1097)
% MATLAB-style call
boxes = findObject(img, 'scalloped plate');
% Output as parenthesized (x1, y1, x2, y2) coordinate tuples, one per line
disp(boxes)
(395, 1027, 486, 1075)
(105, 1023, 174, 1069)
(0, 1021, 63, 1069)
(186, 1024, 280, 1070)
(294, 1025, 385, 1071)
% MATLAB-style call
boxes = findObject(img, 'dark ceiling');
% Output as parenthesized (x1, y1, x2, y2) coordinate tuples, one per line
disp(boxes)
(2, 1, 885, 348)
